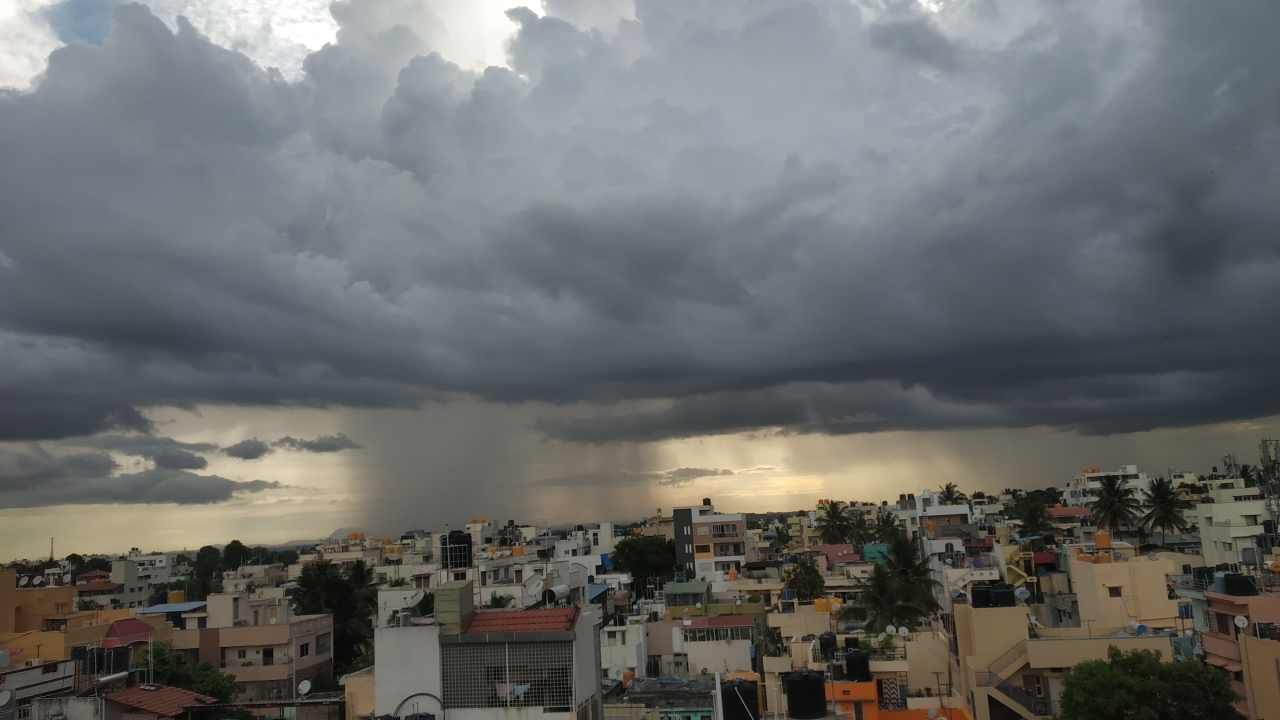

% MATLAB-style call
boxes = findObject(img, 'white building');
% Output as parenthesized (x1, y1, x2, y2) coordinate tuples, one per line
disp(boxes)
(374, 581, 602, 720)
(0, 659, 76, 718)
(1197, 477, 1268, 567)
(673, 615, 756, 675)
(599, 617, 648, 682)
(1064, 465, 1152, 507)
(126, 551, 174, 586)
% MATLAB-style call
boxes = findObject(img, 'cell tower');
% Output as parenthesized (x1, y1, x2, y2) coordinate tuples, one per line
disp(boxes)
(1260, 439, 1280, 521)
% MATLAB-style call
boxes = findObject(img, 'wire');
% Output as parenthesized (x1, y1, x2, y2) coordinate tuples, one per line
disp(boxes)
(733, 686, 755, 720)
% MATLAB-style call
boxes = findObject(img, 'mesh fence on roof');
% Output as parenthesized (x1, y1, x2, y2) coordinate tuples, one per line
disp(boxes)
(441, 640, 573, 710)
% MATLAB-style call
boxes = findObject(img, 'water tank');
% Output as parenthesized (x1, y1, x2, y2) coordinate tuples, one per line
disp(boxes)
(989, 584, 1017, 608)
(843, 636, 858, 650)
(1223, 573, 1259, 597)
(844, 650, 871, 682)
(971, 584, 992, 608)
(784, 671, 827, 720)
(722, 680, 759, 720)
(818, 632, 837, 660)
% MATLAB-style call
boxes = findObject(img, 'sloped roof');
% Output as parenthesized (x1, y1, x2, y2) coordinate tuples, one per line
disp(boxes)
(464, 607, 578, 634)
(1049, 505, 1089, 519)
(107, 686, 216, 717)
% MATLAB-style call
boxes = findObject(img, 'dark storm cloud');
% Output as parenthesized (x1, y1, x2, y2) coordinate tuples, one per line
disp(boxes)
(538, 466, 734, 488)
(223, 438, 272, 460)
(0, 445, 280, 507)
(2, 0, 1280, 448)
(273, 433, 362, 453)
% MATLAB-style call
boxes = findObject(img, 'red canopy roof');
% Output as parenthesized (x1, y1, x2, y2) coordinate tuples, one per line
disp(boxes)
(108, 686, 216, 717)
(465, 607, 578, 634)
(102, 618, 154, 649)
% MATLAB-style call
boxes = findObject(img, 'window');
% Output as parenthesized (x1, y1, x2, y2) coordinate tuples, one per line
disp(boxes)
(299, 642, 310, 657)
(42, 663, 58, 675)
(694, 544, 711, 554)
(317, 633, 331, 655)
(263, 648, 274, 665)
(237, 649, 247, 659)
(696, 526, 710, 536)
(1108, 586, 1123, 598)
(453, 571, 466, 581)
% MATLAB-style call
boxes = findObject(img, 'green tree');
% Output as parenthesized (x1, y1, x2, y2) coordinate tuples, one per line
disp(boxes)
(1059, 648, 1242, 720)
(937, 482, 967, 505)
(1090, 476, 1142, 533)
(784, 556, 825, 601)
(770, 525, 792, 552)
(872, 510, 902, 543)
(145, 642, 238, 702)
(222, 540, 251, 570)
(1015, 499, 1052, 538)
(815, 501, 854, 544)
(611, 536, 677, 590)
(1142, 477, 1194, 547)
(289, 561, 375, 674)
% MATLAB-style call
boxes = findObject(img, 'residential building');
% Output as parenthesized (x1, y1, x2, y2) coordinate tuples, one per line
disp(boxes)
(0, 570, 76, 634)
(126, 551, 176, 587)
(600, 617, 648, 682)
(0, 658, 77, 719)
(950, 599, 1176, 720)
(674, 615, 757, 675)
(221, 564, 287, 594)
(1197, 476, 1268, 567)
(1240, 624, 1280, 720)
(373, 581, 602, 720)
(606, 676, 714, 720)
(1063, 465, 1152, 507)
(1198, 585, 1280, 717)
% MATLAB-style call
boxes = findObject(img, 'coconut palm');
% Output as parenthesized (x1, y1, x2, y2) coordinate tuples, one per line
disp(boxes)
(1016, 499, 1052, 538)
(844, 536, 940, 632)
(1141, 477, 1193, 547)
(815, 500, 855, 544)
(873, 510, 902, 543)
(1090, 476, 1142, 533)
(938, 482, 968, 505)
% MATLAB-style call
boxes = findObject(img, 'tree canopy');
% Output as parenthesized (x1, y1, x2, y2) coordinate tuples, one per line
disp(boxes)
(1141, 477, 1193, 546)
(145, 642, 238, 702)
(1059, 648, 1243, 720)
(784, 556, 825, 601)
(815, 501, 855, 544)
(611, 536, 676, 591)
(289, 560, 375, 674)
(1090, 476, 1142, 532)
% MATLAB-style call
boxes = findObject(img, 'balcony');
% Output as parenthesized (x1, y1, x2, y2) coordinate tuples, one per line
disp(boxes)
(1200, 632, 1242, 662)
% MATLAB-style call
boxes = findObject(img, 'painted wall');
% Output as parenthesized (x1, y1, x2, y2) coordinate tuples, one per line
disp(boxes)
(373, 623, 441, 716)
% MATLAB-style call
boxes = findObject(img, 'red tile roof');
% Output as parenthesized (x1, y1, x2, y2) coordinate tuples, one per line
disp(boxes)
(464, 607, 578, 634)
(1048, 505, 1089, 519)
(78, 580, 122, 593)
(684, 614, 756, 629)
(108, 686, 217, 717)
(811, 544, 859, 567)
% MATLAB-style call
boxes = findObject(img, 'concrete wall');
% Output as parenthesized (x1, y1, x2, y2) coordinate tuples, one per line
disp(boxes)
(1069, 555, 1180, 629)
(685, 640, 752, 674)
(601, 623, 646, 680)
(905, 633, 953, 697)
(574, 608, 602, 708)
(1240, 633, 1280, 720)
(373, 624, 441, 716)
(33, 696, 105, 720)
(342, 666, 376, 720)
(1025, 636, 1174, 668)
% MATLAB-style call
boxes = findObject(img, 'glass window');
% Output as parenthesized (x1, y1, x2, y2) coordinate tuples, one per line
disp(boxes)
(1108, 586, 1122, 598)
(299, 642, 310, 657)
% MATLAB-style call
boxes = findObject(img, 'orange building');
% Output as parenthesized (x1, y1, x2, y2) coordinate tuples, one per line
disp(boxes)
(826, 679, 971, 720)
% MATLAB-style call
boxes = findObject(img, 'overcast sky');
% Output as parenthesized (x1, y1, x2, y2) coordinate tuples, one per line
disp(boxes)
(2, 0, 1279, 559)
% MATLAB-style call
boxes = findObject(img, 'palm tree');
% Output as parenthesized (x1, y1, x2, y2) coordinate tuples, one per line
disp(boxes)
(844, 536, 940, 632)
(938, 482, 967, 505)
(1090, 476, 1141, 533)
(1016, 500, 1052, 538)
(1141, 477, 1193, 547)
(815, 501, 854, 544)
(873, 510, 902, 543)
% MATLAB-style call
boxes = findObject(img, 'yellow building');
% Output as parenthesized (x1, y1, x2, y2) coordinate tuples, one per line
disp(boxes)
(1240, 631, 1280, 720)
(1065, 546, 1185, 631)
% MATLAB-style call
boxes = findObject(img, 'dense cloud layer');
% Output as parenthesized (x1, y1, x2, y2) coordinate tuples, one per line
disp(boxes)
(2, 0, 1279, 446)
(0, 445, 281, 507)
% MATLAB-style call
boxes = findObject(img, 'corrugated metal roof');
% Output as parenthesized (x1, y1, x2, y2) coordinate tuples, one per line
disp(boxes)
(137, 601, 207, 614)
(464, 607, 578, 634)
(108, 686, 216, 717)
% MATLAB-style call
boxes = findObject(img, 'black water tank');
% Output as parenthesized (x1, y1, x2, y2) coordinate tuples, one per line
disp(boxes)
(818, 632, 837, 660)
(784, 671, 827, 720)
(989, 584, 1017, 607)
(845, 650, 871, 682)
(971, 584, 992, 608)
(722, 680, 759, 720)
(843, 636, 858, 650)
(1224, 573, 1259, 596)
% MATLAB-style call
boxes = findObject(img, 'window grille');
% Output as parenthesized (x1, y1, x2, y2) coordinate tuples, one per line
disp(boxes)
(442, 641, 574, 709)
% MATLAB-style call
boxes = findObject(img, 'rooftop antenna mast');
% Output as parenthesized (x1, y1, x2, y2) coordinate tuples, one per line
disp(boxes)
(1261, 439, 1280, 522)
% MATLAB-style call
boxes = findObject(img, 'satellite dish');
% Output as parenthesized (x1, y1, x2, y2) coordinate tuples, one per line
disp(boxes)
(1014, 587, 1031, 602)
(31, 576, 44, 586)
(18, 576, 29, 587)
(62, 574, 71, 584)
(898, 626, 910, 637)
(297, 680, 312, 697)
(1234, 615, 1249, 630)
(1135, 624, 1149, 636)
(0, 690, 12, 709)
(1184, 629, 1194, 637)
(885, 625, 897, 636)
(876, 633, 887, 642)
